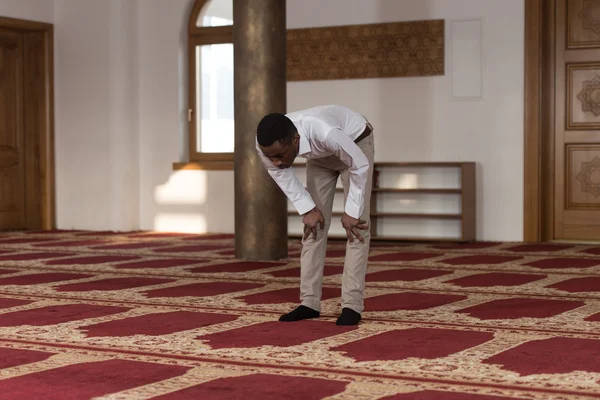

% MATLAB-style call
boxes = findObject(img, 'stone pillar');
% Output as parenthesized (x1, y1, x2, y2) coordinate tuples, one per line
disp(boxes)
(233, 0, 288, 260)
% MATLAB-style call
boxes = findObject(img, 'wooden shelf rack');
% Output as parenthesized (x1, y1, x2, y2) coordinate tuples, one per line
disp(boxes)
(287, 162, 476, 242)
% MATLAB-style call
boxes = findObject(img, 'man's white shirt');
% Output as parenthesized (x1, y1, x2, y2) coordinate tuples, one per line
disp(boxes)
(256, 104, 371, 219)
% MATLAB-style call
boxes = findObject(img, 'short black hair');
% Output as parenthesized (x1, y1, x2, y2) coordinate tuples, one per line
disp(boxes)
(256, 113, 296, 147)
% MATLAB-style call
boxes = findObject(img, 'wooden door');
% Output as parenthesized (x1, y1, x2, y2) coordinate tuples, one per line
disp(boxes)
(553, 0, 600, 240)
(0, 30, 25, 230)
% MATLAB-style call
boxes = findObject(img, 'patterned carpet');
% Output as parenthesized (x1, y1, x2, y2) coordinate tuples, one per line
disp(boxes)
(0, 230, 599, 399)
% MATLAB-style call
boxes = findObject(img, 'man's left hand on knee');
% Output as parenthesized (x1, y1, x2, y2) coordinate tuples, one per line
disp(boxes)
(341, 213, 368, 243)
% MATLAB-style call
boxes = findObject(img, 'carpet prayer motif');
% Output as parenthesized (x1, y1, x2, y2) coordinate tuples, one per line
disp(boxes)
(0, 231, 598, 398)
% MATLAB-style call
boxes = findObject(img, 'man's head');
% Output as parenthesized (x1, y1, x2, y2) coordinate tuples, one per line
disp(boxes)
(256, 113, 299, 169)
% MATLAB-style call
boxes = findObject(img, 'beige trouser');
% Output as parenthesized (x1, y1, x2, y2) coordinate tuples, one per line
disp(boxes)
(300, 129, 375, 314)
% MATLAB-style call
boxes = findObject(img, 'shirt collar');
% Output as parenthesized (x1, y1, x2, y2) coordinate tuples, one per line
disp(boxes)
(294, 120, 311, 156)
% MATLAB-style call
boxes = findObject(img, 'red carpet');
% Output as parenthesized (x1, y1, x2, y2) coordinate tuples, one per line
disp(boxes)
(0, 231, 598, 398)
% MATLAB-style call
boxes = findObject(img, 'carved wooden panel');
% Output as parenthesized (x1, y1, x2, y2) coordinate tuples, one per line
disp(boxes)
(567, 145, 600, 208)
(568, 0, 600, 48)
(0, 169, 17, 210)
(567, 62, 600, 129)
(0, 31, 25, 227)
(286, 20, 444, 81)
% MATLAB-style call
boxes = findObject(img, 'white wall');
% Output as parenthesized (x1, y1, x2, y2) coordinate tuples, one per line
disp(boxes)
(54, 0, 110, 230)
(286, 0, 524, 241)
(137, 0, 235, 234)
(151, 0, 523, 240)
(48, 0, 234, 235)
(1, 0, 524, 241)
(53, 0, 142, 231)
(0, 0, 53, 23)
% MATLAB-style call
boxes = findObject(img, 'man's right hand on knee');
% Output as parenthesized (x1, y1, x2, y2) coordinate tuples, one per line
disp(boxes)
(302, 207, 325, 240)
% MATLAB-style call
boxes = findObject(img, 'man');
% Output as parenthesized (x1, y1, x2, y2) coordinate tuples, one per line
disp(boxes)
(255, 104, 375, 326)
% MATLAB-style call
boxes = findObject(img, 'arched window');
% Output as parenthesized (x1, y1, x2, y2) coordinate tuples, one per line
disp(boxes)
(187, 0, 233, 165)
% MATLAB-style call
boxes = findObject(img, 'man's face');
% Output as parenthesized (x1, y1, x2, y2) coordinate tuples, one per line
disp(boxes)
(259, 134, 299, 169)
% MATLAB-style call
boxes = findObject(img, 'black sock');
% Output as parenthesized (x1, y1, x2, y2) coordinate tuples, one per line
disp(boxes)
(279, 305, 320, 322)
(336, 307, 361, 326)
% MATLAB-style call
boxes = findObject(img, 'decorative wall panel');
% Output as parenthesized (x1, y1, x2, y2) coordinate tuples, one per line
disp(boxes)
(568, 62, 600, 129)
(568, 0, 600, 48)
(286, 20, 444, 81)
(567, 145, 600, 208)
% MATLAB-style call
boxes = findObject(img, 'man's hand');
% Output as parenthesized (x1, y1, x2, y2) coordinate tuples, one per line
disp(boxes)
(302, 208, 325, 240)
(341, 213, 368, 243)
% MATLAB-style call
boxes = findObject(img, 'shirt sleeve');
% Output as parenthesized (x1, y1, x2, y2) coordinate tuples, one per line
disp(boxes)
(323, 128, 370, 219)
(255, 142, 316, 215)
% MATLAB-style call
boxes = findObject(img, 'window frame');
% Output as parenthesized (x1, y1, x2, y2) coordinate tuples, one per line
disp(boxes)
(187, 0, 234, 164)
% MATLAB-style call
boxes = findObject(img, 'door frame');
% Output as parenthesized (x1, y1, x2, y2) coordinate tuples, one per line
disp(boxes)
(524, 0, 555, 242)
(0, 16, 55, 230)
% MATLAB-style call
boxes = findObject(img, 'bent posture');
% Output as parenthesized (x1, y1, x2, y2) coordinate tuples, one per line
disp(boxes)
(256, 104, 375, 326)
